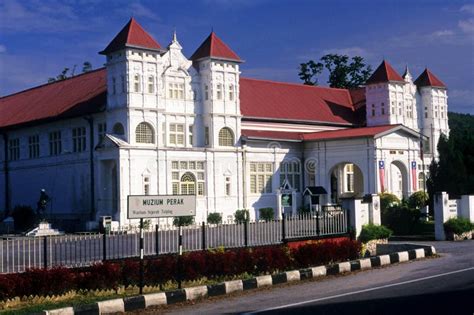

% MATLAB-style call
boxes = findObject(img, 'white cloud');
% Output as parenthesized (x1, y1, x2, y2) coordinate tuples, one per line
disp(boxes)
(431, 30, 455, 37)
(0, 45, 6, 53)
(460, 4, 474, 14)
(458, 18, 474, 34)
(128, 2, 161, 22)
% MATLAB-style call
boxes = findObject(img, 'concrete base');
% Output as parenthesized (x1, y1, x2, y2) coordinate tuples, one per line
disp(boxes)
(26, 222, 63, 237)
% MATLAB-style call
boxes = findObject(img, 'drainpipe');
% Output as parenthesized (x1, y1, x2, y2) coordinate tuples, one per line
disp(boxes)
(84, 117, 96, 221)
(2, 132, 10, 218)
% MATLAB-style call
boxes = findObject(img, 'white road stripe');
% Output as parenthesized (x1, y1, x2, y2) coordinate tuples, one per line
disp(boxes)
(247, 266, 474, 314)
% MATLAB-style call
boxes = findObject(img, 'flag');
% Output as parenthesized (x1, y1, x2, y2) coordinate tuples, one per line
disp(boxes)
(411, 161, 417, 191)
(379, 161, 385, 192)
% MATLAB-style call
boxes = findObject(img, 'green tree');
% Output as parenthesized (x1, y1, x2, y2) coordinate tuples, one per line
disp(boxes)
(47, 61, 93, 83)
(299, 54, 372, 88)
(82, 61, 92, 73)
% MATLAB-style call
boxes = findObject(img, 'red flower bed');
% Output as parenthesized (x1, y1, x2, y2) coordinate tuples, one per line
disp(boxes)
(0, 240, 361, 300)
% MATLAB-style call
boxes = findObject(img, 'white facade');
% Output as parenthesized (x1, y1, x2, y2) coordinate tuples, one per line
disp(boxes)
(0, 25, 450, 231)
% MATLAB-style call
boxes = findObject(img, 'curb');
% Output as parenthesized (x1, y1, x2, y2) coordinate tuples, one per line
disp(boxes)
(41, 245, 436, 314)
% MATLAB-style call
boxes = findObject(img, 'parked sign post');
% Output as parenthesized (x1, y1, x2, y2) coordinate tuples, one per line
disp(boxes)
(127, 195, 196, 293)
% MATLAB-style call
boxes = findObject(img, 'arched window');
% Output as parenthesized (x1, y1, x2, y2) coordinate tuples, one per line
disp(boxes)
(180, 172, 196, 195)
(112, 123, 125, 135)
(218, 127, 234, 147)
(136, 122, 155, 144)
(418, 172, 425, 191)
(280, 161, 301, 191)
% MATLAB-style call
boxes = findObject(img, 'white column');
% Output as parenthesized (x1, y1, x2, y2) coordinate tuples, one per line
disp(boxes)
(434, 192, 457, 240)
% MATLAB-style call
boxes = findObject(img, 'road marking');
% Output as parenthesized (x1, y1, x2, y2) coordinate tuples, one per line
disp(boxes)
(247, 266, 474, 314)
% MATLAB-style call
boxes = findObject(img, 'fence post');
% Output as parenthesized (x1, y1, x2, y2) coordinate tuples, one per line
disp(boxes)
(201, 221, 206, 251)
(281, 213, 286, 243)
(102, 232, 107, 262)
(316, 210, 321, 237)
(244, 221, 249, 247)
(155, 224, 159, 255)
(43, 236, 48, 269)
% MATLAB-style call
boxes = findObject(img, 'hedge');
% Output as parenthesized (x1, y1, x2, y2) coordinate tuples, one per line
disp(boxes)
(0, 240, 361, 300)
(444, 217, 474, 235)
(358, 224, 393, 243)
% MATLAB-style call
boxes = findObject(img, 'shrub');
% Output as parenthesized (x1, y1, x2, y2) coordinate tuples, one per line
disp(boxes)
(358, 224, 393, 243)
(444, 217, 474, 235)
(382, 203, 421, 235)
(379, 193, 400, 212)
(11, 205, 37, 232)
(207, 212, 222, 224)
(234, 209, 249, 224)
(291, 239, 361, 268)
(408, 191, 429, 210)
(173, 216, 194, 226)
(259, 207, 274, 221)
(252, 246, 291, 274)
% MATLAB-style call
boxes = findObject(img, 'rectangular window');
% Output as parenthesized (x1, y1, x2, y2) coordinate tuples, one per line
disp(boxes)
(168, 83, 184, 99)
(225, 177, 231, 196)
(144, 176, 150, 195)
(162, 122, 166, 145)
(28, 135, 40, 159)
(148, 76, 154, 94)
(98, 123, 106, 143)
(72, 127, 86, 153)
(229, 84, 234, 101)
(8, 138, 20, 161)
(49, 131, 62, 156)
(205, 85, 209, 100)
(345, 164, 354, 192)
(169, 123, 185, 146)
(249, 162, 273, 194)
(216, 84, 222, 100)
(189, 125, 193, 146)
(134, 74, 141, 92)
(205, 126, 209, 145)
(371, 104, 375, 117)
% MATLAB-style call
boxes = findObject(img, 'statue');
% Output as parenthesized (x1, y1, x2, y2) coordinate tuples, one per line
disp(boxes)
(36, 189, 50, 221)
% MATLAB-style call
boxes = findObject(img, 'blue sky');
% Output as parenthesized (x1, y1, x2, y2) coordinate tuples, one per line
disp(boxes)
(0, 0, 473, 113)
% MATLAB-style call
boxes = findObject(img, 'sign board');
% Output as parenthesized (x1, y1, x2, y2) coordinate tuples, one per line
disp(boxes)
(127, 195, 196, 219)
(281, 193, 292, 207)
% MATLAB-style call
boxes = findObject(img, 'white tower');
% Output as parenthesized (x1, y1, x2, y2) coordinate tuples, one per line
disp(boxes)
(190, 32, 243, 148)
(99, 18, 164, 143)
(414, 68, 449, 159)
(365, 60, 407, 127)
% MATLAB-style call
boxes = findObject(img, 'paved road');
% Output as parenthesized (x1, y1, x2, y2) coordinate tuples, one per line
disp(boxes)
(136, 240, 474, 314)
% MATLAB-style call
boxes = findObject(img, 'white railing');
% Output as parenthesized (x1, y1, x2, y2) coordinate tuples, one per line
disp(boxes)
(0, 209, 348, 274)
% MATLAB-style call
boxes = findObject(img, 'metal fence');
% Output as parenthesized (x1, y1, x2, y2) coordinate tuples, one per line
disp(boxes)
(0, 208, 348, 274)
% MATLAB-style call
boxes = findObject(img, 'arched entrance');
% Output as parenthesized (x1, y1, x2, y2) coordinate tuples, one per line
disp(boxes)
(389, 161, 408, 199)
(329, 162, 364, 203)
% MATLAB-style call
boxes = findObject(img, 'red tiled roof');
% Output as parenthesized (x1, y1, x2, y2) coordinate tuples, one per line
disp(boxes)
(366, 60, 404, 85)
(240, 78, 359, 125)
(0, 71, 367, 130)
(100, 18, 161, 55)
(190, 32, 241, 62)
(414, 68, 446, 88)
(0, 68, 107, 129)
(301, 124, 400, 141)
(241, 129, 303, 141)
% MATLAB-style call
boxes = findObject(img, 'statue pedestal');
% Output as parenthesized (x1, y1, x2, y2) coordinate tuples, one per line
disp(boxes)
(26, 222, 63, 237)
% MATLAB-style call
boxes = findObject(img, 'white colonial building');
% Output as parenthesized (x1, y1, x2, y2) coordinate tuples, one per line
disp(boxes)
(0, 19, 449, 230)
